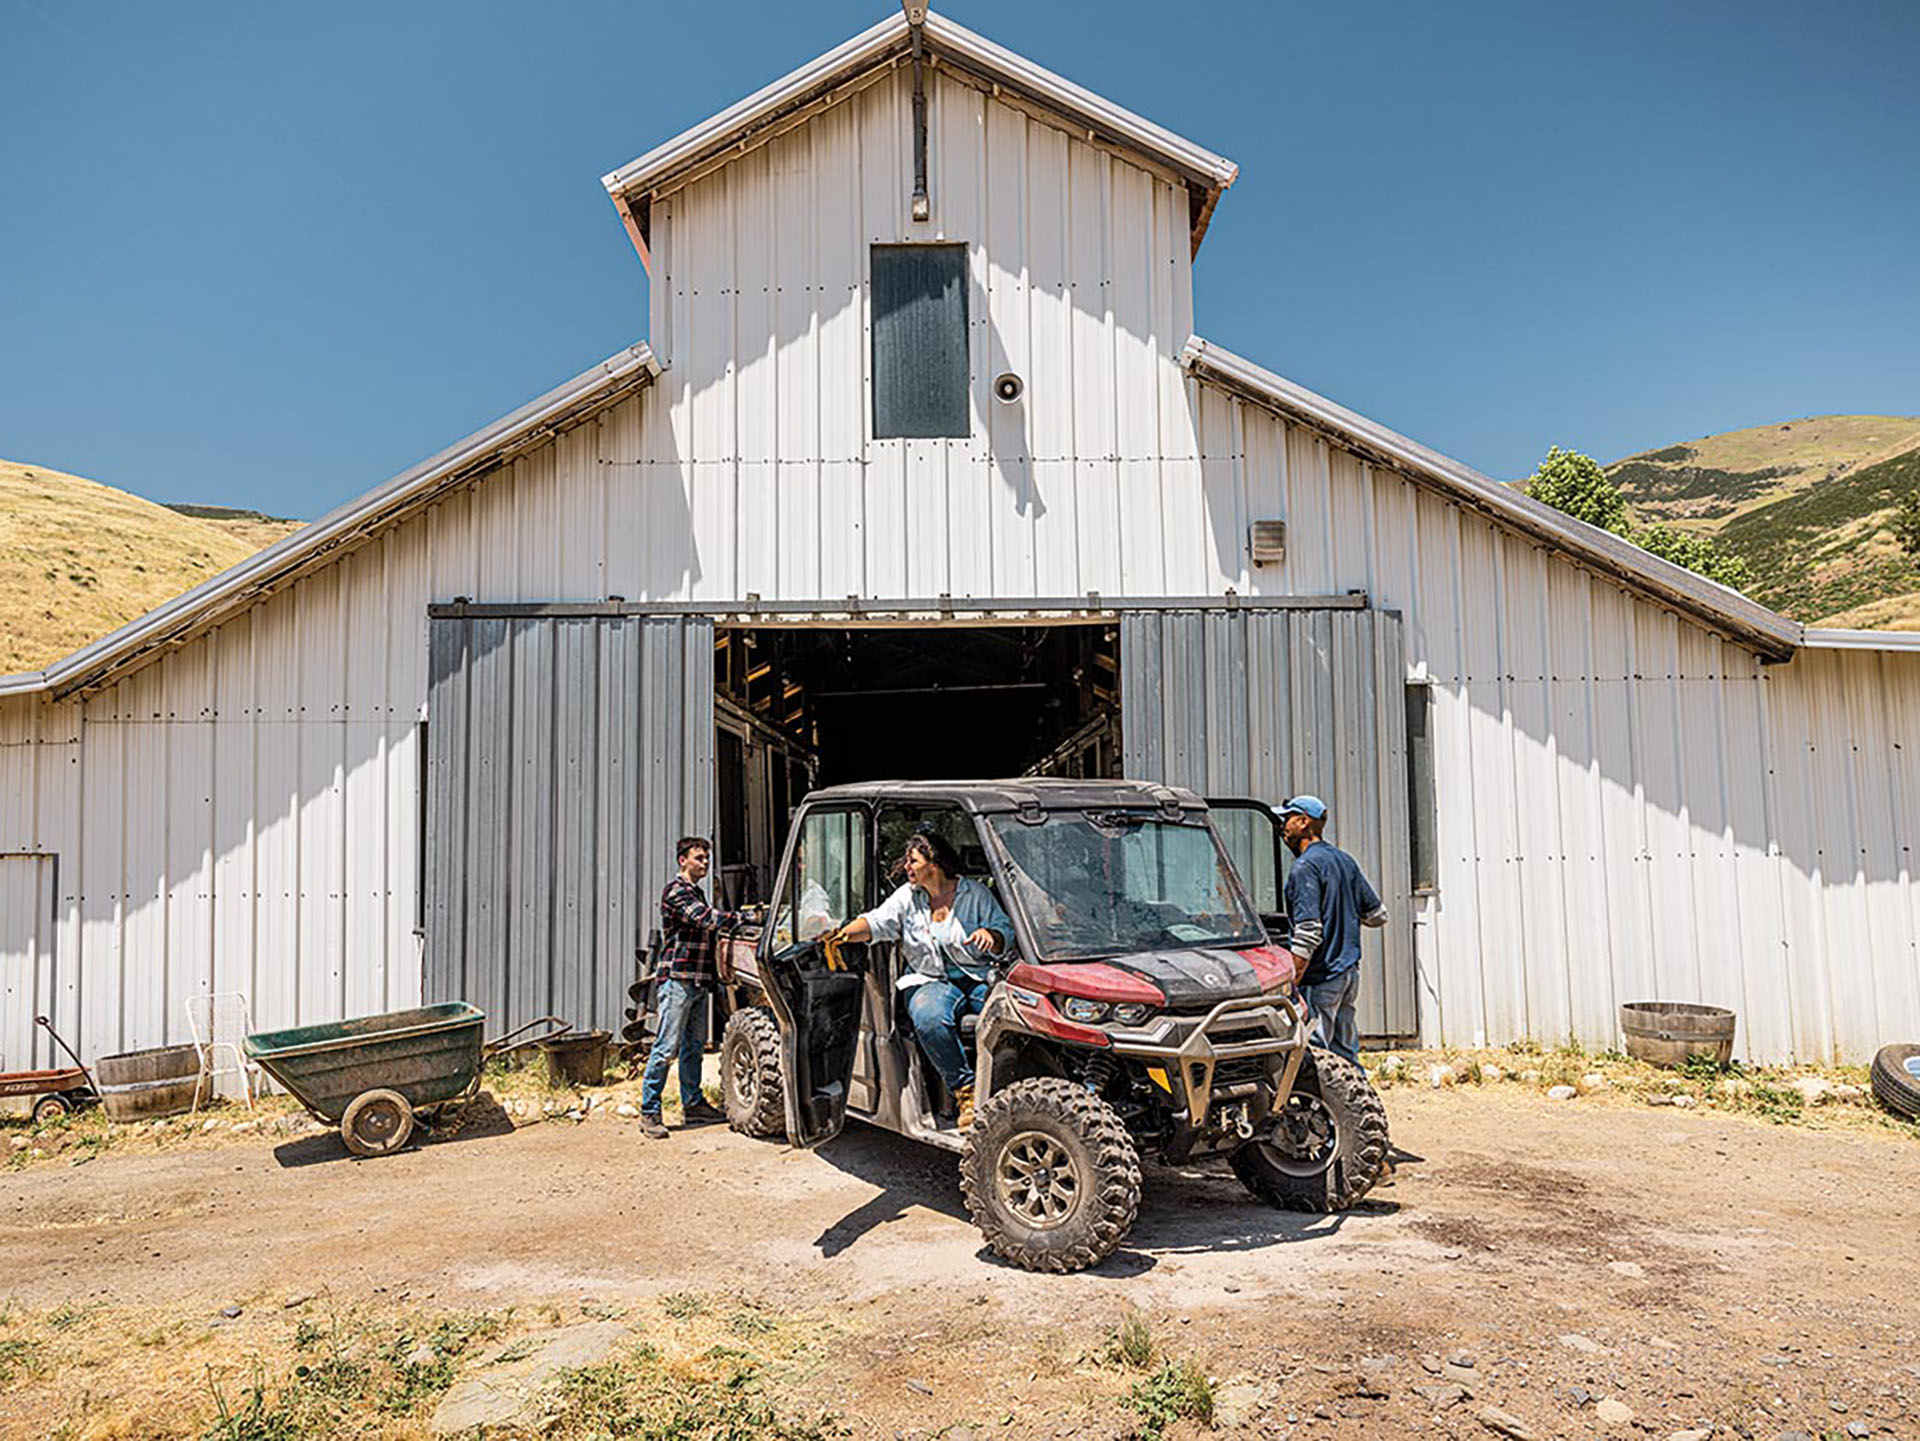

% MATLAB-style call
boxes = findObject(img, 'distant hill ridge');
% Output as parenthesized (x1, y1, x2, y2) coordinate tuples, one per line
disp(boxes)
(0, 458, 304, 673)
(1607, 415, 1920, 630)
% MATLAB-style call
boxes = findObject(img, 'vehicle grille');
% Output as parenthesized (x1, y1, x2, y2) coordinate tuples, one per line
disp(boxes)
(1213, 1055, 1274, 1089)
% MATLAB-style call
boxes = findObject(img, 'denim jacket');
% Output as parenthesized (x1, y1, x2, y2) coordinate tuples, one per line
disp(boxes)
(860, 877, 1015, 989)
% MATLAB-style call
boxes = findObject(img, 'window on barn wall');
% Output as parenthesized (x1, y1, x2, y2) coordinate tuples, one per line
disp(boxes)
(1405, 685, 1438, 893)
(871, 244, 969, 438)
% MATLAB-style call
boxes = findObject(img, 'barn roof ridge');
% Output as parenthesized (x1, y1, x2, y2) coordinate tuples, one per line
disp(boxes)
(1181, 336, 1807, 661)
(600, 9, 1239, 256)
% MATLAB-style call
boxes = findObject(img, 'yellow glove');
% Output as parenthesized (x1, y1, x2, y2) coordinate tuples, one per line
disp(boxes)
(823, 931, 847, 972)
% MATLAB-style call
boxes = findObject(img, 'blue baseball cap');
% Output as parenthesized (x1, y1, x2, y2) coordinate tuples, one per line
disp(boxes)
(1277, 794, 1328, 820)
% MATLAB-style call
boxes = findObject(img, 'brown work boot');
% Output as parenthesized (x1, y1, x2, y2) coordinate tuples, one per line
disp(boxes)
(682, 1098, 726, 1124)
(955, 1084, 976, 1130)
(638, 1113, 669, 1140)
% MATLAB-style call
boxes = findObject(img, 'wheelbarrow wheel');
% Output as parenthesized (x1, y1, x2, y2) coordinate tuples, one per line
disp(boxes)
(33, 1094, 72, 1124)
(341, 1088, 415, 1157)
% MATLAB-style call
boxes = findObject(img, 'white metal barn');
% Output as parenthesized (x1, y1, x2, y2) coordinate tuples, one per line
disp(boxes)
(3, 9, 1917, 1075)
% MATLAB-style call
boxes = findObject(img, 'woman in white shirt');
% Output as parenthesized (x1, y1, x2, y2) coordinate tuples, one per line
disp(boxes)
(828, 829, 1014, 1125)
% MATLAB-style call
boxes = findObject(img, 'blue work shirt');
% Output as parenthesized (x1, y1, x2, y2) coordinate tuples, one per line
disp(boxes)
(1283, 841, 1383, 986)
(861, 877, 1015, 989)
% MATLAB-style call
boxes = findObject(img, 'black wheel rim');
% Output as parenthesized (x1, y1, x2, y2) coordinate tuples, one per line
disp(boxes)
(1260, 1091, 1339, 1177)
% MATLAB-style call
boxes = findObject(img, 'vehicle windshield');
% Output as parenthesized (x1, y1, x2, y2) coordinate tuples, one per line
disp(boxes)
(987, 811, 1263, 961)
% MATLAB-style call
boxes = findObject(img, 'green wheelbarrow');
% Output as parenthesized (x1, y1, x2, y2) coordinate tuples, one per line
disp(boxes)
(244, 1004, 568, 1157)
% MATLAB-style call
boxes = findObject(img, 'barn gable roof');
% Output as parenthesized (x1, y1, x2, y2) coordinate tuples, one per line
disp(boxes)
(1181, 337, 1806, 661)
(0, 345, 659, 700)
(600, 9, 1239, 258)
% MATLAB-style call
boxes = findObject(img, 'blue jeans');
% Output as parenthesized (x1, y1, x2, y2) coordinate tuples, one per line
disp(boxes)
(905, 979, 991, 1093)
(1300, 968, 1361, 1065)
(641, 979, 709, 1115)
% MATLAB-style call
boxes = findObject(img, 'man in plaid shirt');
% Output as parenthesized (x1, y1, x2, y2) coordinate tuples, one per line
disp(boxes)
(639, 835, 745, 1138)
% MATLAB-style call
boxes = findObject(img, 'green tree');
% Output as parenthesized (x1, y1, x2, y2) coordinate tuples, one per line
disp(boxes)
(1525, 446, 1630, 535)
(1525, 444, 1754, 595)
(1633, 523, 1756, 592)
(1895, 488, 1920, 565)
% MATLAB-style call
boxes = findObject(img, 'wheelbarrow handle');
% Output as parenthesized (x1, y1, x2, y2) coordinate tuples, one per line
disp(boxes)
(36, 1015, 95, 1089)
(483, 1014, 572, 1059)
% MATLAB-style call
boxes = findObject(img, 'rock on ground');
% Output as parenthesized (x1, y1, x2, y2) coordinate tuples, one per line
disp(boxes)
(1477, 1405, 1537, 1439)
(430, 1321, 626, 1434)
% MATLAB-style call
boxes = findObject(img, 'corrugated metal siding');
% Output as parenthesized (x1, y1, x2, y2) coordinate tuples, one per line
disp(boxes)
(0, 854, 57, 1070)
(424, 614, 714, 1036)
(640, 64, 1203, 603)
(1120, 608, 1416, 1037)
(1180, 385, 1920, 1063)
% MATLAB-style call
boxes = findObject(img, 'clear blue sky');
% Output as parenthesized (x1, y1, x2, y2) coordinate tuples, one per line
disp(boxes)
(4, 0, 1916, 519)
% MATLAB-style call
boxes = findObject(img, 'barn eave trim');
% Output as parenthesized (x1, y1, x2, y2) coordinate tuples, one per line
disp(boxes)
(0, 343, 661, 701)
(1181, 336, 1803, 662)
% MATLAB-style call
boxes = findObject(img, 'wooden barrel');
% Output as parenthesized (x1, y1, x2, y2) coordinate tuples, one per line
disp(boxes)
(94, 1044, 202, 1120)
(1619, 1002, 1736, 1069)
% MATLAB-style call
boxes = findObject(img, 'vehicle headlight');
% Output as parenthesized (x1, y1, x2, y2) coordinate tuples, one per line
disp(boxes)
(1110, 1002, 1155, 1026)
(1061, 997, 1110, 1023)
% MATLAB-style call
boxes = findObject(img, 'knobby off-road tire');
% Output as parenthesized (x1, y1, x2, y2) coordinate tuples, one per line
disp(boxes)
(341, 1088, 414, 1158)
(1870, 1043, 1920, 1121)
(720, 1005, 787, 1139)
(960, 1077, 1141, 1274)
(1232, 1049, 1389, 1212)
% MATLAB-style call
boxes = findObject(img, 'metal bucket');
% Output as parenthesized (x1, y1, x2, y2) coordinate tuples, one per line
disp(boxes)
(94, 1043, 202, 1120)
(540, 1030, 610, 1088)
(1619, 1002, 1736, 1069)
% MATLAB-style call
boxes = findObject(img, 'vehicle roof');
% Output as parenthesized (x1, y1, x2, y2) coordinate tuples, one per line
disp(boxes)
(800, 778, 1211, 814)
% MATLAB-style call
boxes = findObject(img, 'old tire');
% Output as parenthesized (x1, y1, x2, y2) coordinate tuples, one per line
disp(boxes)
(1232, 1049, 1389, 1212)
(32, 1094, 72, 1124)
(1871, 1043, 1920, 1121)
(341, 1088, 414, 1158)
(960, 1077, 1141, 1274)
(720, 1005, 787, 1139)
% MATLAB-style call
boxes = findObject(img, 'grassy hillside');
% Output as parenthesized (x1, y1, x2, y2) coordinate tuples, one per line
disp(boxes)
(1609, 416, 1920, 626)
(0, 458, 303, 674)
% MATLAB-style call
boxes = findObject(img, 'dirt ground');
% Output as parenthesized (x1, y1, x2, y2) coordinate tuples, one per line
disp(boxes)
(4, 1076, 1917, 1440)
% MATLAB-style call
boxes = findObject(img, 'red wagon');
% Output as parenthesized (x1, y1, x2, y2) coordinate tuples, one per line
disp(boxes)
(0, 1017, 100, 1123)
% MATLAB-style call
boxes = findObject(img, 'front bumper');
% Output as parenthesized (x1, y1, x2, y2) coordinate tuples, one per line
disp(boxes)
(977, 987, 1312, 1141)
(1107, 992, 1311, 1128)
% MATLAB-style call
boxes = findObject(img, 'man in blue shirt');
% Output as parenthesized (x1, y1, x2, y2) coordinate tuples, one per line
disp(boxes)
(1279, 795, 1387, 1065)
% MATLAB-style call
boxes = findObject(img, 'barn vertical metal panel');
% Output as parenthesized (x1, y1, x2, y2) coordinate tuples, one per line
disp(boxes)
(0, 854, 58, 1069)
(424, 614, 714, 1035)
(1119, 607, 1415, 1039)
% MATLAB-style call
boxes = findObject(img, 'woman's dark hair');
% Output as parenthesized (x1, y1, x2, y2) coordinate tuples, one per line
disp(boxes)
(899, 827, 964, 882)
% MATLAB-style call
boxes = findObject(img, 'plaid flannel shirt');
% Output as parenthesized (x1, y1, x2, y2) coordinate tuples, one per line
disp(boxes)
(657, 876, 745, 985)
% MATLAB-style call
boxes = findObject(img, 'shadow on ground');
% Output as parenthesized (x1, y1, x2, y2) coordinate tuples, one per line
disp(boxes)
(270, 1091, 518, 1169)
(807, 1124, 1397, 1272)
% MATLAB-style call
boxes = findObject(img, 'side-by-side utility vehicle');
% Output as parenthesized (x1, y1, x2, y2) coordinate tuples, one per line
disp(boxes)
(714, 780, 1389, 1273)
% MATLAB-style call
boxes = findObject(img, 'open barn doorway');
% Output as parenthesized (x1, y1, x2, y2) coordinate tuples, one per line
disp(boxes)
(710, 622, 1119, 905)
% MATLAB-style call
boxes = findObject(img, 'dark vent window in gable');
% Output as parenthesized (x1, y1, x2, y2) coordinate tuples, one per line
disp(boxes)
(871, 243, 970, 439)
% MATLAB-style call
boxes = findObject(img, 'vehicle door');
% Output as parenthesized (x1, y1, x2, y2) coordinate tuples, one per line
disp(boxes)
(1206, 798, 1289, 945)
(758, 803, 872, 1147)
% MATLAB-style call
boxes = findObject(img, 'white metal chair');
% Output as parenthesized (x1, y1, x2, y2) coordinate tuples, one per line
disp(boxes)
(185, 991, 260, 1113)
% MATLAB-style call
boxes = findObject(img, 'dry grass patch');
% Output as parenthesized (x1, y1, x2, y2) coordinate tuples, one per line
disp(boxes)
(0, 457, 298, 672)
(1366, 1041, 1918, 1140)
(0, 1291, 844, 1440)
